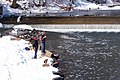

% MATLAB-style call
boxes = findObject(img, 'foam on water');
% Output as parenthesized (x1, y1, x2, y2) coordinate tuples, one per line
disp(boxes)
(31, 24, 120, 32)
(2, 24, 120, 32)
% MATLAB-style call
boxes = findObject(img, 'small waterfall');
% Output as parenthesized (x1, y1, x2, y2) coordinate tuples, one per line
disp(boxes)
(31, 24, 120, 32)
(31, 24, 120, 29)
(2, 24, 120, 32)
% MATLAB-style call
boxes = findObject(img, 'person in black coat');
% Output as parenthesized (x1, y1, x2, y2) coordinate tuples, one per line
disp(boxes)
(52, 58, 59, 68)
(33, 35, 38, 59)
(51, 52, 59, 60)
(51, 52, 59, 68)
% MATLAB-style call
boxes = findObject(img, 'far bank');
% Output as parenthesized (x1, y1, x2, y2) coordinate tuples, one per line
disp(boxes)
(1, 16, 120, 24)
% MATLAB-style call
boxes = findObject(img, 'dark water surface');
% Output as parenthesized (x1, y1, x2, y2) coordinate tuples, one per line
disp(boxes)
(46, 32, 120, 80)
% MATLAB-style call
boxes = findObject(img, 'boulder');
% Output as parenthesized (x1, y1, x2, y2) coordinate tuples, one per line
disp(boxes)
(0, 23, 3, 28)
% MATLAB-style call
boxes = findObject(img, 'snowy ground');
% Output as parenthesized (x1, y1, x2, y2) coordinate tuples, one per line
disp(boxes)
(0, 36, 60, 80)
(1, 0, 120, 16)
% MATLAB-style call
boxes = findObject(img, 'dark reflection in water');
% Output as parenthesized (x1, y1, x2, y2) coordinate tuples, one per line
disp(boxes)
(46, 32, 120, 80)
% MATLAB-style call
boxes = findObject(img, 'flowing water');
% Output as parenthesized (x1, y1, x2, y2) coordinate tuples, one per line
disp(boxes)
(46, 31, 120, 80)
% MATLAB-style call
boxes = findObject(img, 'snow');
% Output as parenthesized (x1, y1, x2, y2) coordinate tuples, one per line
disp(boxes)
(2, 4, 22, 16)
(1, 0, 120, 16)
(106, 0, 114, 4)
(2, 4, 14, 16)
(0, 23, 3, 28)
(13, 24, 34, 30)
(99, 5, 120, 10)
(1, 0, 12, 5)
(74, 3, 100, 10)
(0, 36, 60, 80)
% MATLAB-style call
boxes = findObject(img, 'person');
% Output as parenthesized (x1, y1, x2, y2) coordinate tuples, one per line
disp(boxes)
(40, 31, 46, 54)
(31, 29, 36, 35)
(51, 51, 59, 68)
(0, 33, 2, 38)
(42, 59, 50, 67)
(52, 58, 59, 68)
(32, 35, 38, 59)
(51, 52, 59, 60)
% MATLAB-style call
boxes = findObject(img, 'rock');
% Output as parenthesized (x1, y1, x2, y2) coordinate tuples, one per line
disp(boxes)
(0, 23, 3, 28)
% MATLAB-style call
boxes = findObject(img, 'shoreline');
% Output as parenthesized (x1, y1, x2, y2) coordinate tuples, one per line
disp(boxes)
(1, 16, 120, 24)
(0, 35, 63, 80)
(0, 26, 64, 80)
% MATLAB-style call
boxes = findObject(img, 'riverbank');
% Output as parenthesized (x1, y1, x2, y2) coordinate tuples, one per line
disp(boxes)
(0, 34, 62, 80)
(1, 16, 120, 24)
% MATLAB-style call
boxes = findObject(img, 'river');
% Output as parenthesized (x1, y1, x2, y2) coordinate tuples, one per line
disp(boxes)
(46, 31, 120, 80)
(1, 25, 120, 80)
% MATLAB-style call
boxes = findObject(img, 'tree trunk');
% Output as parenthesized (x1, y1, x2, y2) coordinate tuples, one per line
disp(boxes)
(0, 5, 3, 15)
(11, 0, 17, 8)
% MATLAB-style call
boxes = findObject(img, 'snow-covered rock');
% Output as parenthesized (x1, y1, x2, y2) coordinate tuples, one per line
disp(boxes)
(0, 23, 3, 28)
(13, 24, 33, 30)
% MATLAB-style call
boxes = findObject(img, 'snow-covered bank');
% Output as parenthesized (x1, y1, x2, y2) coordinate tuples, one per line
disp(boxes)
(1, 0, 120, 17)
(0, 36, 60, 80)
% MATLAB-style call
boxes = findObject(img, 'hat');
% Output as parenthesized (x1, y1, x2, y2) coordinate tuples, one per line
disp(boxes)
(33, 37, 37, 40)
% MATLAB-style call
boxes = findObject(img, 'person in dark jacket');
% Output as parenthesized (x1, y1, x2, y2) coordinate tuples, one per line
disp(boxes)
(51, 51, 59, 68)
(51, 52, 59, 60)
(52, 58, 59, 68)
(33, 35, 38, 59)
